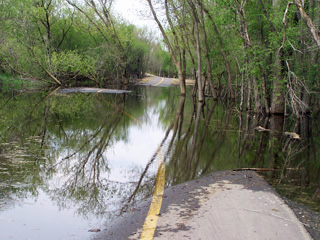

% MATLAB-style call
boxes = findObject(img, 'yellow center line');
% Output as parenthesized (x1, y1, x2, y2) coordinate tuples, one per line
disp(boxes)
(154, 78, 164, 86)
(140, 148, 165, 240)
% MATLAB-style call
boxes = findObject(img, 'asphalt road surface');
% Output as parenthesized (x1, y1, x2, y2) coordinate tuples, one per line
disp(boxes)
(138, 76, 178, 87)
(91, 170, 312, 240)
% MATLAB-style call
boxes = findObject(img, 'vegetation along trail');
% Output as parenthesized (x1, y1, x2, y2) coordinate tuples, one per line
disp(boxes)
(0, 0, 319, 239)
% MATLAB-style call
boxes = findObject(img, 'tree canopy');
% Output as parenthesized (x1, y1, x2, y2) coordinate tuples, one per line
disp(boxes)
(0, 0, 164, 87)
(146, 0, 320, 115)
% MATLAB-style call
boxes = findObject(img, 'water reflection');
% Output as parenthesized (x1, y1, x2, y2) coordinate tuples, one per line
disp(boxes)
(164, 98, 319, 211)
(165, 99, 237, 184)
(0, 87, 178, 239)
(0, 86, 319, 239)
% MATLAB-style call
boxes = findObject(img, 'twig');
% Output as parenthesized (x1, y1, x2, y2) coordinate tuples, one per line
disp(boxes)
(233, 168, 280, 172)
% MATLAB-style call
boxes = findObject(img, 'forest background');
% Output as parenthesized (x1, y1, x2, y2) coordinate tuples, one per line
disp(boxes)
(0, 0, 319, 116)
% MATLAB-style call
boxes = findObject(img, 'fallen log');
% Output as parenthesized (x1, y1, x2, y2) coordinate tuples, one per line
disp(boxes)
(233, 168, 280, 172)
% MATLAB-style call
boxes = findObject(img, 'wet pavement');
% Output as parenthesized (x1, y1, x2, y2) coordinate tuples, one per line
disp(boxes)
(137, 76, 178, 87)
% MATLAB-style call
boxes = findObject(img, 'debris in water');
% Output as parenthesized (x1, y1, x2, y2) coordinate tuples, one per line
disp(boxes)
(284, 132, 301, 140)
(255, 126, 271, 132)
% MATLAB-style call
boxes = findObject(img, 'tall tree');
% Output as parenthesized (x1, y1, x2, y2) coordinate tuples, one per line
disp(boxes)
(146, 0, 186, 96)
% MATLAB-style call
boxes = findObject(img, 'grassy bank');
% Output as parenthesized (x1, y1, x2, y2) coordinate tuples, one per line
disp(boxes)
(0, 74, 43, 90)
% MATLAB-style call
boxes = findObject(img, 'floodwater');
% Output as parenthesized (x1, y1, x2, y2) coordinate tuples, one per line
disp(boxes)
(0, 86, 319, 239)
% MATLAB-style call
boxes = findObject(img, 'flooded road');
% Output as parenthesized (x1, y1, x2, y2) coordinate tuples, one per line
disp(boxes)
(0, 85, 319, 239)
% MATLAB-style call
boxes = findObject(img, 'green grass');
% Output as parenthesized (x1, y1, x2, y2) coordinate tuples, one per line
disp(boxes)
(0, 73, 39, 90)
(267, 177, 320, 213)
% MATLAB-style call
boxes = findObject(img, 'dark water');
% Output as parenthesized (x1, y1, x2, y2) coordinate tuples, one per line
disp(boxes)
(0, 86, 319, 239)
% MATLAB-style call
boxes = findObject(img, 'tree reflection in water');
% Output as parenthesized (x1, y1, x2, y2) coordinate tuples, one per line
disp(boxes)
(0, 86, 319, 225)
(45, 89, 165, 218)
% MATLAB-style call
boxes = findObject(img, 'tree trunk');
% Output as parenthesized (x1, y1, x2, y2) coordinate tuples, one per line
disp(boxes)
(146, 0, 186, 95)
(271, 0, 285, 114)
(188, 0, 204, 102)
(294, 0, 320, 46)
(253, 77, 262, 113)
(203, 6, 235, 99)
(269, 115, 284, 175)
(197, 0, 218, 99)
(271, 48, 285, 114)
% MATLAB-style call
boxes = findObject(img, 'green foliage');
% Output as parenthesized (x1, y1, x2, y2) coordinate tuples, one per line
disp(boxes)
(148, 46, 176, 77)
(0, 74, 37, 90)
(0, 0, 155, 87)
(51, 51, 97, 84)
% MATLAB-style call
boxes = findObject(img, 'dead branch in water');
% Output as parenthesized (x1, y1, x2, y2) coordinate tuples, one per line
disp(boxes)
(233, 168, 280, 172)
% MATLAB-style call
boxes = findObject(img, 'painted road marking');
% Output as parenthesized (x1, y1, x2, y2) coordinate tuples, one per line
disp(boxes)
(140, 148, 165, 240)
(154, 78, 164, 86)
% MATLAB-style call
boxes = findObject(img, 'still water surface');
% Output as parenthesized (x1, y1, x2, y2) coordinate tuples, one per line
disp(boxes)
(0, 86, 319, 239)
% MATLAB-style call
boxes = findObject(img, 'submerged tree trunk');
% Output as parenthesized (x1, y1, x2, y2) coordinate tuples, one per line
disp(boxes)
(253, 77, 262, 113)
(269, 115, 284, 174)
